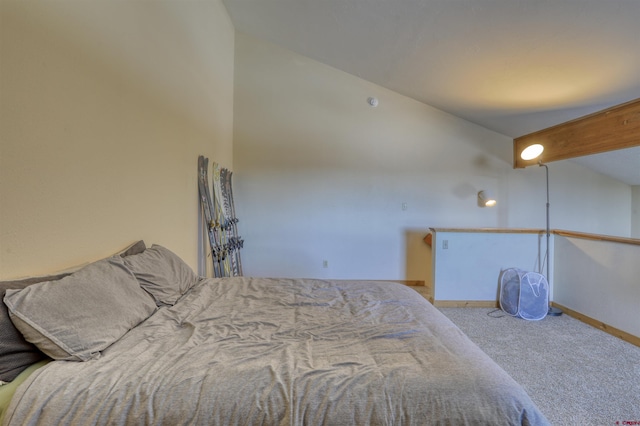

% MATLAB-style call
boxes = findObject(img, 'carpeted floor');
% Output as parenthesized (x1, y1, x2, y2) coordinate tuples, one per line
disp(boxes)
(438, 308, 640, 426)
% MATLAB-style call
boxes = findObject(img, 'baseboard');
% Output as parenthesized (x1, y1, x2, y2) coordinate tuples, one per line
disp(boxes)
(354, 280, 425, 286)
(434, 300, 499, 308)
(391, 280, 426, 286)
(551, 302, 640, 348)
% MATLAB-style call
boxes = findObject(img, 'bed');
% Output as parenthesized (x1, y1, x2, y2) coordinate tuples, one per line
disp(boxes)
(1, 242, 549, 425)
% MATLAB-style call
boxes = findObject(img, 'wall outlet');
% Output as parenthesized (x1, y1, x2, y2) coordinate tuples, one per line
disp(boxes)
(323, 260, 329, 268)
(442, 240, 448, 249)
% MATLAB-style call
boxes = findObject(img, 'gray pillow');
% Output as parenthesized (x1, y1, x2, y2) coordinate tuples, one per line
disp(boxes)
(0, 273, 69, 383)
(118, 240, 147, 258)
(0, 241, 147, 380)
(4, 256, 156, 362)
(123, 244, 200, 306)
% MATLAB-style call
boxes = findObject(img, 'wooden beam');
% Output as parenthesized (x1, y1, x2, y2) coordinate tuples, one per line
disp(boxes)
(513, 98, 640, 168)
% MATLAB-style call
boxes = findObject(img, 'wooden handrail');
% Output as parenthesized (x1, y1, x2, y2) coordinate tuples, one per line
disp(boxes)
(553, 230, 640, 246)
(424, 228, 640, 247)
(428, 227, 542, 234)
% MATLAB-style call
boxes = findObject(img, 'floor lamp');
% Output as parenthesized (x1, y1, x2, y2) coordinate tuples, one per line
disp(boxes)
(520, 144, 563, 317)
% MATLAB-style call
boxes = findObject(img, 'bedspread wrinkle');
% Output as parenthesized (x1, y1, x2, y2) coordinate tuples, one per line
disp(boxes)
(3, 278, 549, 425)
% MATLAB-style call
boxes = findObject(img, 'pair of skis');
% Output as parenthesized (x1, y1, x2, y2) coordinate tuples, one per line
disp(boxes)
(198, 155, 243, 277)
(212, 161, 244, 277)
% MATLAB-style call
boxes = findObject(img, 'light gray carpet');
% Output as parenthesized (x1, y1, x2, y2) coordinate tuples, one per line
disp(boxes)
(439, 308, 640, 426)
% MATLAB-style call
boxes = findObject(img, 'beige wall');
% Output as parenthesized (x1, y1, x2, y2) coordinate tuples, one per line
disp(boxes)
(0, 1, 235, 279)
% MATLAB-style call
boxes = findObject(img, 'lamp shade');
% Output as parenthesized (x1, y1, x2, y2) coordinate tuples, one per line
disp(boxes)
(477, 190, 497, 207)
(520, 143, 544, 161)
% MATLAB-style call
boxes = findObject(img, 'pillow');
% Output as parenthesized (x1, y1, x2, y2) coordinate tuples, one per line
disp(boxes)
(118, 240, 147, 257)
(0, 273, 69, 383)
(4, 256, 156, 362)
(0, 241, 146, 381)
(123, 244, 200, 306)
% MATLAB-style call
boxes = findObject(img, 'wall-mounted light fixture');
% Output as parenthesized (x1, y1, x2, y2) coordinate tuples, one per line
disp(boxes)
(477, 190, 497, 207)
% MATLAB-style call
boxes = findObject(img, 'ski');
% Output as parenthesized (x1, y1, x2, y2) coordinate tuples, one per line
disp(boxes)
(219, 167, 242, 276)
(211, 161, 243, 277)
(211, 162, 232, 276)
(197, 155, 222, 277)
(199, 155, 243, 278)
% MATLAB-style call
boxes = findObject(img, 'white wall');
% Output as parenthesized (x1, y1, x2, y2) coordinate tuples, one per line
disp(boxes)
(233, 33, 632, 280)
(234, 33, 510, 280)
(0, 0, 235, 279)
(632, 186, 640, 238)
(553, 159, 632, 237)
(431, 231, 544, 301)
(554, 236, 640, 338)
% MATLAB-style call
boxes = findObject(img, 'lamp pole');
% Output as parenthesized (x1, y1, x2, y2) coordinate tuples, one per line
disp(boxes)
(539, 161, 562, 316)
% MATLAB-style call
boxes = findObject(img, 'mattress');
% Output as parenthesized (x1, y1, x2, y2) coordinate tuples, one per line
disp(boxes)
(3, 278, 548, 425)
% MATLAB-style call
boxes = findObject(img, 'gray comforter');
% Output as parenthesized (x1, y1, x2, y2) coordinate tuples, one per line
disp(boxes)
(4, 278, 549, 425)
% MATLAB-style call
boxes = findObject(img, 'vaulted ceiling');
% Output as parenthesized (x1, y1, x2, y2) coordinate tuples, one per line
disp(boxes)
(223, 0, 640, 184)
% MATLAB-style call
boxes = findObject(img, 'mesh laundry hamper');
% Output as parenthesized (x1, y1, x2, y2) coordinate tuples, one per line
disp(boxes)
(499, 268, 549, 321)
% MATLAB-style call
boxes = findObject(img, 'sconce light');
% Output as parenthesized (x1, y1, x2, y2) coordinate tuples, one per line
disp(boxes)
(477, 190, 497, 207)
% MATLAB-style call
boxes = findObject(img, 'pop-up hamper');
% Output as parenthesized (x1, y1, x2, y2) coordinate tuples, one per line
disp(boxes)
(499, 268, 549, 321)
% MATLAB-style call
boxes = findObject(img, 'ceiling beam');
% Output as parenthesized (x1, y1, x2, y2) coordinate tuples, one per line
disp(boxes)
(513, 98, 640, 168)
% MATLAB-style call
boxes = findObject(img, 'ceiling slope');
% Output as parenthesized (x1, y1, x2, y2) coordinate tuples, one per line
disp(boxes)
(223, 0, 640, 184)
